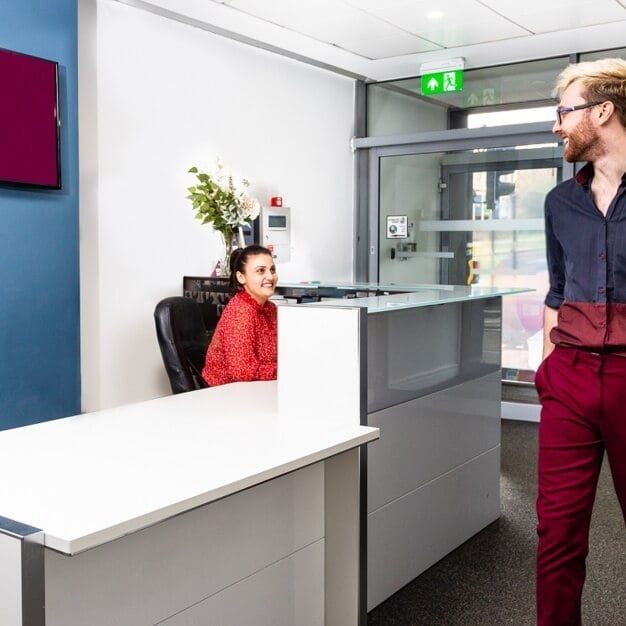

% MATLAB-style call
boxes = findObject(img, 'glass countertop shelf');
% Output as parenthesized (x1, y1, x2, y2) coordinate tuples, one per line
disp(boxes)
(276, 282, 533, 314)
(277, 280, 452, 293)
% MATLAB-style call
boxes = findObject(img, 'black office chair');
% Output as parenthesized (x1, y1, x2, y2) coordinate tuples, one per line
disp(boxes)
(154, 296, 210, 394)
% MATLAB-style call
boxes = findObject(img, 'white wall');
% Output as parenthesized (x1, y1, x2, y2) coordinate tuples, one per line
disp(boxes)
(79, 0, 355, 410)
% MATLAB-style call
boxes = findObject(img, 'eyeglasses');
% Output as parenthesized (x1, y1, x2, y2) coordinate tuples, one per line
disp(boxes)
(555, 101, 603, 125)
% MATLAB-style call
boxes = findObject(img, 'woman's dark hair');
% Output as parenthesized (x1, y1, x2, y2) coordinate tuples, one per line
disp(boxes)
(229, 245, 274, 291)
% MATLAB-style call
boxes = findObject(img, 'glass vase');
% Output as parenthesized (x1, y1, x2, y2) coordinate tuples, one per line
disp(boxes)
(217, 230, 236, 277)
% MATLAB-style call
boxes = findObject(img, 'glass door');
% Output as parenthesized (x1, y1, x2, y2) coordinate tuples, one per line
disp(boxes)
(376, 140, 563, 385)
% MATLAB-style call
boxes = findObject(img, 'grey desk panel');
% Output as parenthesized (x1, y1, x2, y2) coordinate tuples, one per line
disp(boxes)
(367, 447, 500, 611)
(367, 298, 501, 413)
(367, 370, 501, 513)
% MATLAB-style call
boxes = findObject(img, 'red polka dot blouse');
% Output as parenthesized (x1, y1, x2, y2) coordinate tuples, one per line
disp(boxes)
(202, 289, 277, 387)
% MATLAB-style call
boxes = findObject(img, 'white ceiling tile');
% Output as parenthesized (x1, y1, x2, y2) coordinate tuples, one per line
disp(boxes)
(297, 12, 432, 48)
(227, 0, 355, 31)
(227, 0, 439, 58)
(336, 30, 441, 59)
(479, 0, 626, 33)
(343, 0, 425, 9)
(294, 10, 399, 41)
(370, 0, 529, 47)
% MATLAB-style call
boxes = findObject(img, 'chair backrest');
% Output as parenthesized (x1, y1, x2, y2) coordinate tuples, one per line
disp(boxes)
(154, 296, 210, 394)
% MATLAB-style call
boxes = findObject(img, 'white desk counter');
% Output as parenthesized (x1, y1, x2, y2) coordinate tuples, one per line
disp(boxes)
(0, 382, 378, 626)
(179, 281, 530, 614)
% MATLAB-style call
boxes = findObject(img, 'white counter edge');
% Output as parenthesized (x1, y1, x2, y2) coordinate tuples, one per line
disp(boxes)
(45, 427, 378, 555)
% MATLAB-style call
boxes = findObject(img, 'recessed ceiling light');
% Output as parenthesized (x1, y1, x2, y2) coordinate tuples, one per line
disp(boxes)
(427, 10, 444, 20)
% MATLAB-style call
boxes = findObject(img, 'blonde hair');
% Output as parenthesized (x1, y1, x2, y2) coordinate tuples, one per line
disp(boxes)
(555, 58, 626, 128)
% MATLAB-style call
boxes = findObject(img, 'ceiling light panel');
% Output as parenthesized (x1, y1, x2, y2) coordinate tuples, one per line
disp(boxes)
(479, 0, 626, 33)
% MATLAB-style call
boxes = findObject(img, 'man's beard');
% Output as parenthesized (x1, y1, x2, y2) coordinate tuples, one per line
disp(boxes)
(563, 113, 604, 163)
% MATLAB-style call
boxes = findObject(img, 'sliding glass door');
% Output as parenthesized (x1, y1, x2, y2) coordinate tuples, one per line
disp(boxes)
(372, 133, 563, 385)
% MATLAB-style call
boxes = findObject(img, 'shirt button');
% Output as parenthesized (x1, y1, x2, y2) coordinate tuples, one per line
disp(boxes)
(599, 253, 606, 260)
(599, 287, 606, 293)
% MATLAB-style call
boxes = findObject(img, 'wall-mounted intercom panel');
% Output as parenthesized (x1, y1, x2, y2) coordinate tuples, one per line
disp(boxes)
(260, 206, 291, 262)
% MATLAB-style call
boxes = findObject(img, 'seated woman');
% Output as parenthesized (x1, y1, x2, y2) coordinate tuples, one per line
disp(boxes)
(202, 245, 277, 387)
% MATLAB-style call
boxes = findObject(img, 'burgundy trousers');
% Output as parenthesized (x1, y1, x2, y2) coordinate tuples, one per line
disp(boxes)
(535, 346, 626, 625)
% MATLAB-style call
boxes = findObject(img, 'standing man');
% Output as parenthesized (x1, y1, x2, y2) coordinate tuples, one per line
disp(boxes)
(536, 57, 626, 625)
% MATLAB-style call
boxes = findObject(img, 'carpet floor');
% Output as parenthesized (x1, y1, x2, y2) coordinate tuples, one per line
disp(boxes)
(367, 419, 626, 625)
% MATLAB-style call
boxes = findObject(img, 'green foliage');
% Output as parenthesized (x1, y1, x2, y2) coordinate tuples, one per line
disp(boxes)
(186, 161, 260, 238)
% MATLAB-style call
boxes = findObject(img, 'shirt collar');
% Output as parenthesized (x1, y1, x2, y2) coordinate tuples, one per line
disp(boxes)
(575, 162, 626, 187)
(574, 163, 594, 186)
(237, 288, 271, 313)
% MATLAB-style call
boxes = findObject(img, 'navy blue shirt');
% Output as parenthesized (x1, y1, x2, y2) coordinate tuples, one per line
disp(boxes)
(545, 163, 626, 351)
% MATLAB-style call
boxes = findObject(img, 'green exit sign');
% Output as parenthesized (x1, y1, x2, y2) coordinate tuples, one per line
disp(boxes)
(421, 69, 464, 95)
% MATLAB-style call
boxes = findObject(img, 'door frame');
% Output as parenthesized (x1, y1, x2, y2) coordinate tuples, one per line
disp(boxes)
(352, 121, 571, 281)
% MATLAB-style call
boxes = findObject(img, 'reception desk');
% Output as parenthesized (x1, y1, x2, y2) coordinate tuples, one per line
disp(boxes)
(275, 283, 528, 610)
(0, 383, 378, 626)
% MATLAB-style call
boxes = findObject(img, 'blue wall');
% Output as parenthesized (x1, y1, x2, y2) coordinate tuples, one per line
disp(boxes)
(0, 0, 80, 429)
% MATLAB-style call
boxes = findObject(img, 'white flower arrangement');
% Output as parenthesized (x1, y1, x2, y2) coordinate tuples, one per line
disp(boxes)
(186, 159, 260, 239)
